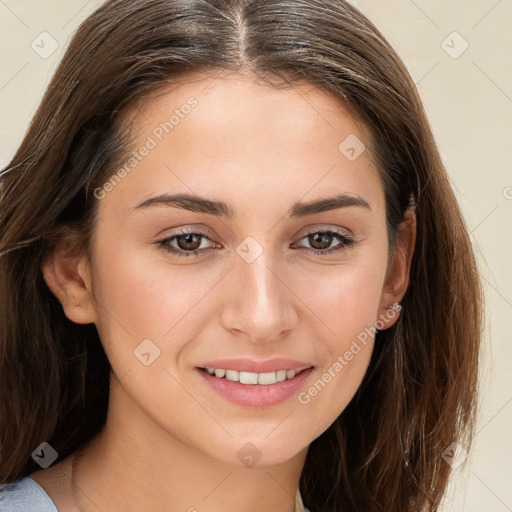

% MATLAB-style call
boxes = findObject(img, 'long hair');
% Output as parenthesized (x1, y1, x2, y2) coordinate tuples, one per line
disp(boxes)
(0, 1, 483, 510)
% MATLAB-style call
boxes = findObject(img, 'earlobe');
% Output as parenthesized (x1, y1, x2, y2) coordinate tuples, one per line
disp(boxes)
(41, 247, 96, 325)
(377, 301, 403, 331)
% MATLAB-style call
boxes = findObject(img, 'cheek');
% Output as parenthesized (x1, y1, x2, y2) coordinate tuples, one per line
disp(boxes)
(291, 257, 387, 432)
(89, 235, 221, 371)
(87, 236, 225, 446)
(294, 252, 387, 345)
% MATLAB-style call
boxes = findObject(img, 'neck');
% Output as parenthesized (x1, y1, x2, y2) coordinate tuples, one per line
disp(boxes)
(69, 378, 308, 512)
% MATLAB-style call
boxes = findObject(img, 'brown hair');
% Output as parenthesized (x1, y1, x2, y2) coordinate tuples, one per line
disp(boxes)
(0, 1, 483, 510)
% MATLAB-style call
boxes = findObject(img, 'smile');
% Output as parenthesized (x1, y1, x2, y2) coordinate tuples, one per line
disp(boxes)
(199, 367, 310, 385)
(196, 359, 315, 407)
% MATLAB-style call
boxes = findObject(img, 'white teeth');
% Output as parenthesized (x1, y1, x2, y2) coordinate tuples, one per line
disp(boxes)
(258, 371, 277, 385)
(276, 369, 287, 382)
(225, 370, 239, 382)
(286, 369, 296, 379)
(204, 367, 308, 385)
(239, 371, 258, 385)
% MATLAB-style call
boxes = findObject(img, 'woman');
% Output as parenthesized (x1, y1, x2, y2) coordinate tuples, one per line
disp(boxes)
(0, 0, 483, 510)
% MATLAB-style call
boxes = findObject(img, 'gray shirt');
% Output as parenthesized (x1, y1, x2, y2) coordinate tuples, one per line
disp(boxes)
(0, 476, 58, 512)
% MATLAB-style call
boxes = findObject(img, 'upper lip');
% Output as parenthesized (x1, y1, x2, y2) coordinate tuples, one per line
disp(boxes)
(197, 358, 314, 373)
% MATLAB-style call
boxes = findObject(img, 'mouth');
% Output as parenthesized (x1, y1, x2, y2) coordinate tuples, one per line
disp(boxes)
(198, 366, 311, 385)
(195, 360, 315, 408)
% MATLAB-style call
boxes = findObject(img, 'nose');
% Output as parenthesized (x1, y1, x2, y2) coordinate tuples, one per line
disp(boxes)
(220, 244, 299, 343)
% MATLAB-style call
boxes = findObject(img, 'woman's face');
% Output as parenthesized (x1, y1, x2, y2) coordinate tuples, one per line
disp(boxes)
(48, 72, 412, 468)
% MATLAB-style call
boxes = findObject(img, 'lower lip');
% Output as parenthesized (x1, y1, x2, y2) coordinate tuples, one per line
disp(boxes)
(196, 367, 314, 408)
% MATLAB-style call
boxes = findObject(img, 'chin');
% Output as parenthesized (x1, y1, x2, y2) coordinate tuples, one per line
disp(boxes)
(206, 433, 310, 469)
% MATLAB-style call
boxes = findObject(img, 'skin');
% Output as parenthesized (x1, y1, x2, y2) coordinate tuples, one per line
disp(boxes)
(35, 71, 415, 512)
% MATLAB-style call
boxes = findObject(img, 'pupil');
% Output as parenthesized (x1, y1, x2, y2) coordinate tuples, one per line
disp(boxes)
(310, 232, 331, 250)
(178, 233, 200, 250)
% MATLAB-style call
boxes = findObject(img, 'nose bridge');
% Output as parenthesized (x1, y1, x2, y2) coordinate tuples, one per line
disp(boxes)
(222, 236, 297, 342)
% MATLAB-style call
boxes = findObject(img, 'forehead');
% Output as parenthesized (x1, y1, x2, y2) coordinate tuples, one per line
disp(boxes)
(99, 71, 384, 220)
(128, 70, 373, 150)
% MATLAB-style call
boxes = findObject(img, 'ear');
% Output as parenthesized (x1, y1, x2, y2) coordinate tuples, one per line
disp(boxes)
(377, 208, 416, 329)
(41, 234, 97, 325)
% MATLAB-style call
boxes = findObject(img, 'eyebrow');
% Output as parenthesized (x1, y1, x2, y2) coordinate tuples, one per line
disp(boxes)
(132, 192, 371, 217)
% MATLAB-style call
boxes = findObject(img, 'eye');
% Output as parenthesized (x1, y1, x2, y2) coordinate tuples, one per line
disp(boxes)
(157, 229, 217, 258)
(156, 227, 356, 258)
(293, 228, 355, 255)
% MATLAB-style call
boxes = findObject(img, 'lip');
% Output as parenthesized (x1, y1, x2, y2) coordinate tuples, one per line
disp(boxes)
(196, 362, 314, 408)
(197, 358, 313, 374)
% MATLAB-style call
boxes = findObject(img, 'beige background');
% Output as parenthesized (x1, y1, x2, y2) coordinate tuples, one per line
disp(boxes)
(1, 1, 511, 510)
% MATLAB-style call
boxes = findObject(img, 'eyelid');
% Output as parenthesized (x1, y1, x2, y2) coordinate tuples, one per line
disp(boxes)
(297, 224, 354, 239)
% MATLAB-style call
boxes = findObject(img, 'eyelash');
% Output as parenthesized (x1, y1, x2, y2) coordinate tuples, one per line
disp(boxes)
(156, 227, 356, 258)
